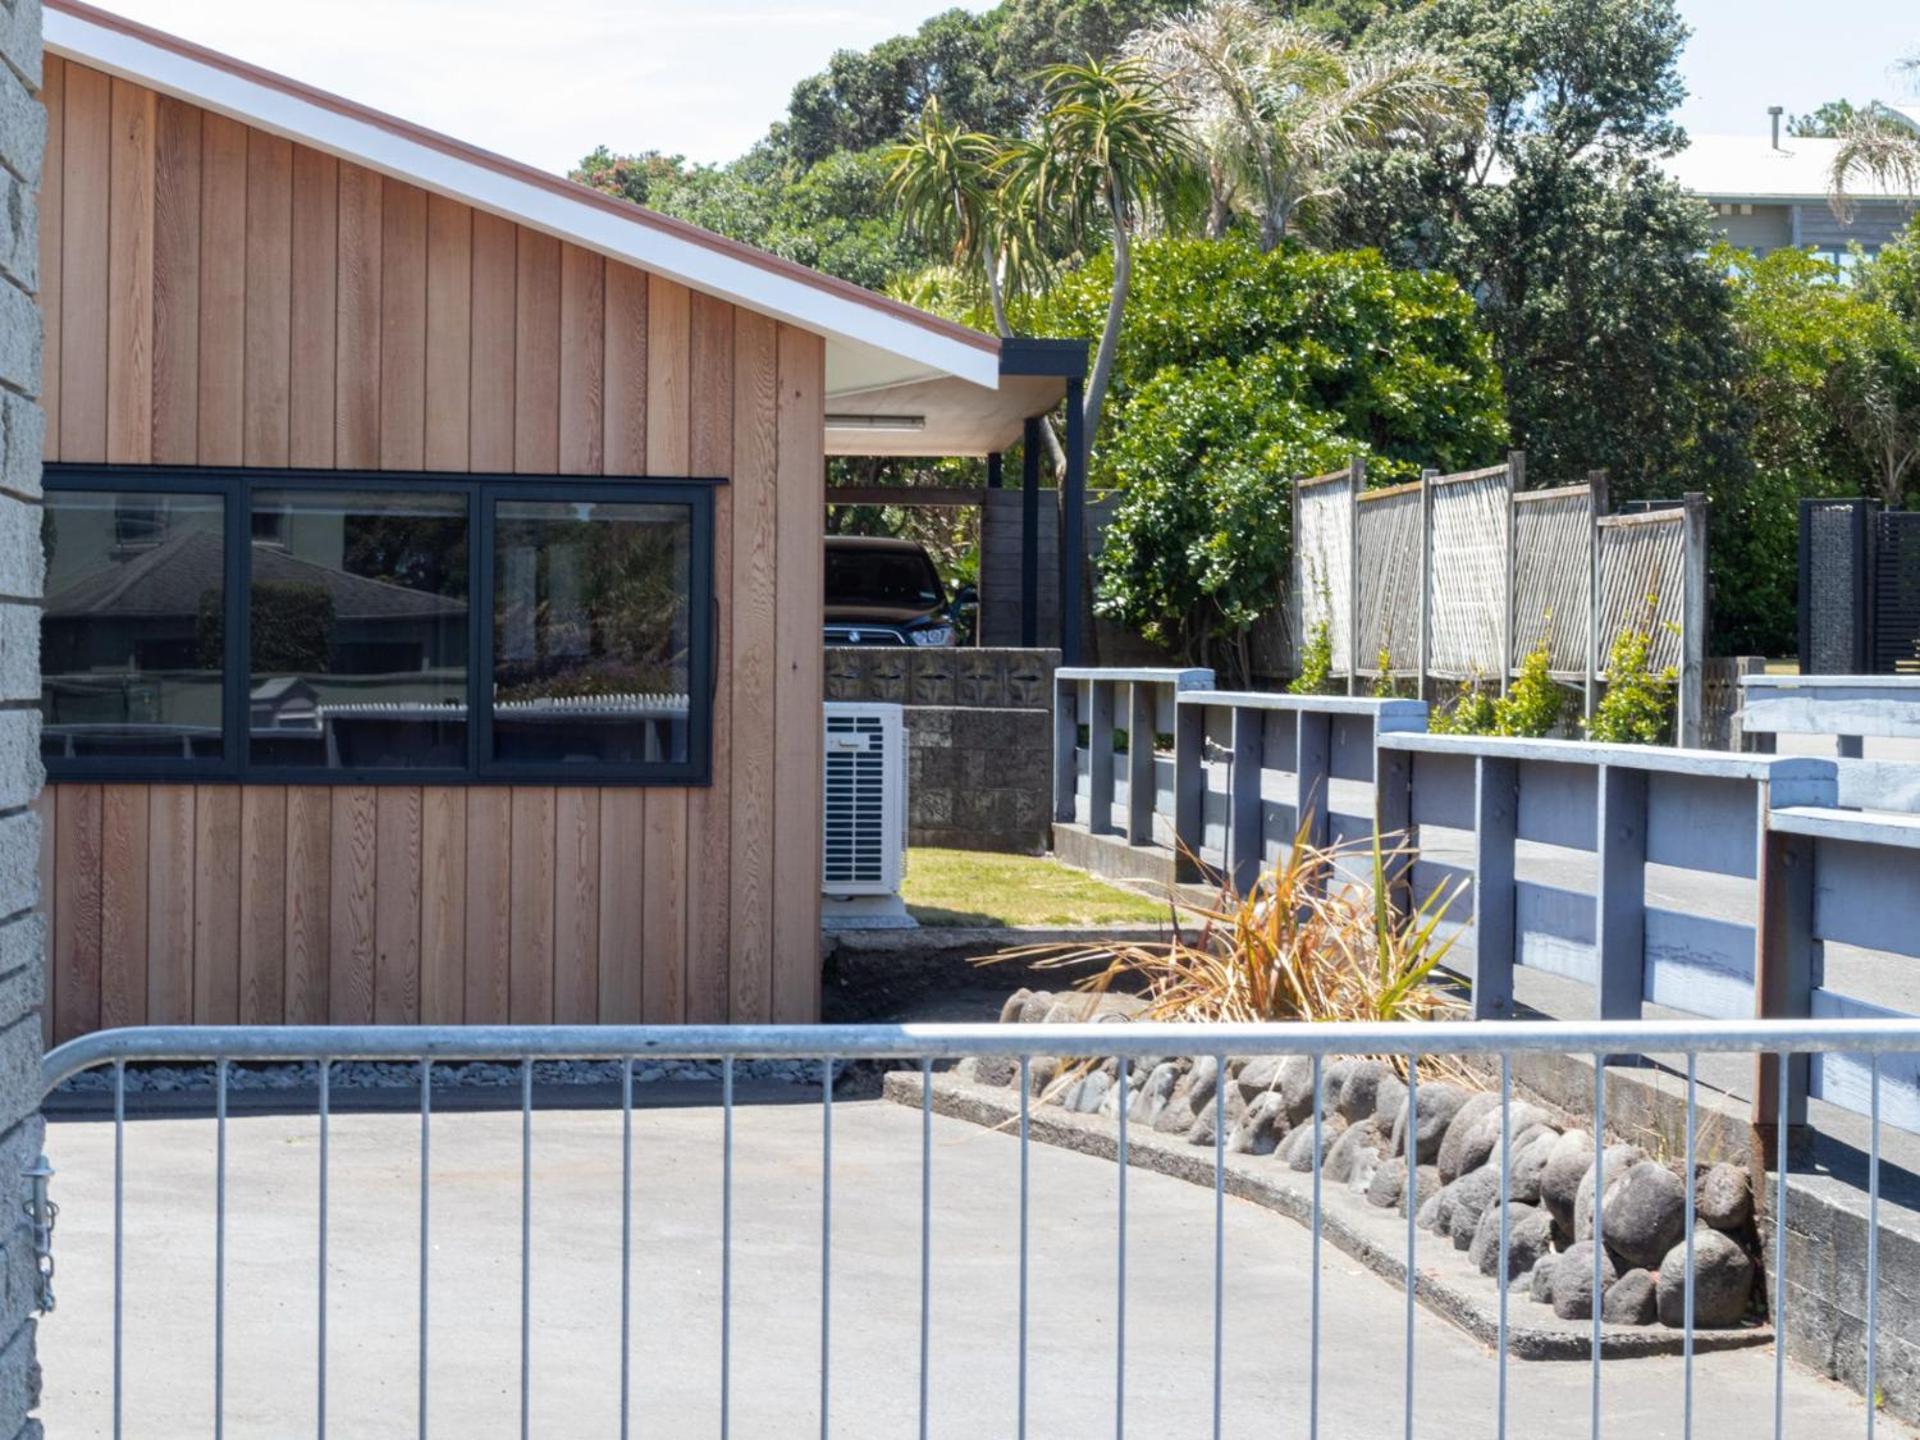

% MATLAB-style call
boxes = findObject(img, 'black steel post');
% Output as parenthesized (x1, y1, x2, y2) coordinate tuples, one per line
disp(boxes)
(986, 452, 1002, 490)
(1061, 380, 1086, 667)
(1021, 419, 1040, 648)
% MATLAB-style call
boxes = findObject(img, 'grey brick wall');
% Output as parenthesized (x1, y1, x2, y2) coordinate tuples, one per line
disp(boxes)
(904, 706, 1051, 854)
(0, 2, 42, 1436)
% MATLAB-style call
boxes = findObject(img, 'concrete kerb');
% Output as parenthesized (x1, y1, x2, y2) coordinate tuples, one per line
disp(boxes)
(884, 1067, 1773, 1362)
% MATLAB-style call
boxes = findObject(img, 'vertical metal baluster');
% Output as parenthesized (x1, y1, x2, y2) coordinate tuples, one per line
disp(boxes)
(621, 1058, 633, 1440)
(1405, 1056, 1419, 1440)
(520, 1059, 532, 1440)
(821, 1056, 833, 1440)
(1018, 1056, 1030, 1440)
(1116, 1055, 1129, 1440)
(216, 1058, 228, 1440)
(723, 1056, 735, 1440)
(1310, 1054, 1323, 1440)
(1212, 1053, 1226, 1440)
(919, 1058, 933, 1440)
(1684, 1053, 1697, 1440)
(1774, 1050, 1788, 1440)
(1868, 1055, 1881, 1440)
(114, 1060, 124, 1440)
(420, 1059, 432, 1440)
(318, 1060, 329, 1440)
(1591, 1054, 1605, 1440)
(1497, 1057, 1511, 1440)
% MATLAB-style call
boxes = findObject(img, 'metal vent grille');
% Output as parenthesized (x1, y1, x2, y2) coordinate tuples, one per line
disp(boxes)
(824, 710, 890, 887)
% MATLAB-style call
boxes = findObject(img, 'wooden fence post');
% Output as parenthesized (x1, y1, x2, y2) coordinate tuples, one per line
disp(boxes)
(1374, 735, 1414, 919)
(1288, 472, 1301, 683)
(1586, 470, 1610, 723)
(1679, 491, 1708, 749)
(1753, 819, 1815, 1152)
(1418, 468, 1436, 704)
(1295, 710, 1332, 858)
(1228, 705, 1265, 896)
(1346, 454, 1364, 695)
(1126, 681, 1156, 845)
(1471, 755, 1519, 1020)
(1500, 450, 1523, 697)
(1052, 673, 1079, 823)
(1173, 699, 1206, 883)
(1087, 679, 1116, 835)
(1594, 762, 1649, 1022)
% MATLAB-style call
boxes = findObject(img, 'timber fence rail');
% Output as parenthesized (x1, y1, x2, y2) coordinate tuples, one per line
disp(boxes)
(1054, 671, 1920, 1136)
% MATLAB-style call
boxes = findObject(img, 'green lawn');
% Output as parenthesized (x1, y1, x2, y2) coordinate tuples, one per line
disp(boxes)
(903, 847, 1171, 928)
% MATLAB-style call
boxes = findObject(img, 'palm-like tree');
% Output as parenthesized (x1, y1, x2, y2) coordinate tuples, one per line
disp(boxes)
(1829, 55, 1920, 217)
(1128, 0, 1481, 249)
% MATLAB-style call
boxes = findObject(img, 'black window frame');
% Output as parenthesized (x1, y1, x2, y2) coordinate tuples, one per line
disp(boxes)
(42, 464, 721, 787)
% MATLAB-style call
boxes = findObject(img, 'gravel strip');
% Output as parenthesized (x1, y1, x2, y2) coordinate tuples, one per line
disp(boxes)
(56, 1057, 834, 1096)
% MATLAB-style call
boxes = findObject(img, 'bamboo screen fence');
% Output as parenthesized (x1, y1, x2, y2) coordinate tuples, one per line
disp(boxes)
(1288, 454, 1708, 745)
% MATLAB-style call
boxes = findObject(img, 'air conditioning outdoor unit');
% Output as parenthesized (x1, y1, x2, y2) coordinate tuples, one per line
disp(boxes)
(822, 702, 912, 927)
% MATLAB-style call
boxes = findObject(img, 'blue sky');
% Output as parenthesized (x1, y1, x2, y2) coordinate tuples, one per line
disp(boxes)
(76, 1, 1920, 173)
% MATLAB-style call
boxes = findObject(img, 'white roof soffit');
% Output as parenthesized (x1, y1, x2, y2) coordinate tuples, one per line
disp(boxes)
(45, 1, 1003, 397)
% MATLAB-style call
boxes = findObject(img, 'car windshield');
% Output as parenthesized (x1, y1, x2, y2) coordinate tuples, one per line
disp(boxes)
(826, 547, 943, 607)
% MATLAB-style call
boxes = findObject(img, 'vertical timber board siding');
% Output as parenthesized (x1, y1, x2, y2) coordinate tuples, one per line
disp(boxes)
(288, 146, 338, 468)
(107, 79, 154, 465)
(379, 180, 427, 471)
(238, 786, 287, 1023)
(328, 787, 377, 1023)
(553, 787, 601, 1023)
(419, 786, 466, 1023)
(196, 112, 246, 466)
(686, 292, 732, 1023)
(145, 784, 194, 1023)
(99, 786, 149, 1029)
(60, 61, 108, 462)
(729, 310, 778, 1022)
(508, 787, 556, 1022)
(772, 325, 824, 1022)
(513, 226, 559, 474)
(242, 131, 291, 467)
(151, 97, 201, 465)
(192, 785, 241, 1024)
(373, 786, 423, 1023)
(423, 195, 471, 472)
(39, 57, 61, 459)
(38, 72, 825, 1030)
(464, 788, 512, 1023)
(36, 791, 54, 1048)
(284, 787, 331, 1023)
(52, 784, 101, 1042)
(335, 162, 382, 468)
(643, 277, 690, 1022)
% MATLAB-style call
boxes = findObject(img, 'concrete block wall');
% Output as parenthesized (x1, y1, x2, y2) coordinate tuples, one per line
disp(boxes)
(0, 1, 42, 1434)
(904, 706, 1051, 853)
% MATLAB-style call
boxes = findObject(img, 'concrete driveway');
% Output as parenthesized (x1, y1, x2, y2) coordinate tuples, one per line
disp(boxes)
(36, 1092, 1901, 1438)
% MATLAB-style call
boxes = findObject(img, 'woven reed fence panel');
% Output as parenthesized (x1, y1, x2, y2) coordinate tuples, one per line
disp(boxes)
(1428, 471, 1510, 679)
(1597, 515, 1686, 676)
(1295, 479, 1352, 671)
(1355, 487, 1421, 673)
(1512, 492, 1592, 675)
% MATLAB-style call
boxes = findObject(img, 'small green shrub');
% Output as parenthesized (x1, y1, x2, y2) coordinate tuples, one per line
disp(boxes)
(1493, 641, 1570, 737)
(1430, 678, 1498, 735)
(1371, 648, 1407, 699)
(1289, 617, 1337, 695)
(1587, 620, 1677, 745)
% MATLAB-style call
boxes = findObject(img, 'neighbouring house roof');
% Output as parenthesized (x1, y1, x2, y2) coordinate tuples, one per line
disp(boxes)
(46, 531, 469, 623)
(46, 0, 1071, 455)
(1660, 132, 1920, 204)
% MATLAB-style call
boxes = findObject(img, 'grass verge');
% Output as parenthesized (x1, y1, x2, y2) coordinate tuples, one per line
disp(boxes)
(903, 847, 1169, 929)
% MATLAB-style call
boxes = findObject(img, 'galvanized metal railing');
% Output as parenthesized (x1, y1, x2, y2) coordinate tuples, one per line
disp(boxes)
(33, 1018, 1920, 1438)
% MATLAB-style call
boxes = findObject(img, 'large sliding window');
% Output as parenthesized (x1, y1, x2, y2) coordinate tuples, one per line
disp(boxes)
(41, 467, 717, 785)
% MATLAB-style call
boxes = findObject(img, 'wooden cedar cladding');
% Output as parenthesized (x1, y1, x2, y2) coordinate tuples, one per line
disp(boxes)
(34, 57, 825, 1039)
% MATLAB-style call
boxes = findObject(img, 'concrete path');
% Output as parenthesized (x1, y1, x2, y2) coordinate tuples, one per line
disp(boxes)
(36, 1094, 1901, 1438)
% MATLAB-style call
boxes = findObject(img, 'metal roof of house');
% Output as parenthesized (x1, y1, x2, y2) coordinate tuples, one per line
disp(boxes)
(1660, 132, 1919, 204)
(45, 0, 1070, 456)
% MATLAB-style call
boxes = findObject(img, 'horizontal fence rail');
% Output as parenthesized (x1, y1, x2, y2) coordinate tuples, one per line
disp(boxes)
(35, 1019, 1920, 1440)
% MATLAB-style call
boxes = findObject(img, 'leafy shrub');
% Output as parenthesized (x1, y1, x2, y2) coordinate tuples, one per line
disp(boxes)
(1428, 640, 1570, 737)
(1430, 679, 1497, 735)
(1587, 620, 1677, 746)
(1289, 617, 1337, 695)
(1371, 647, 1406, 699)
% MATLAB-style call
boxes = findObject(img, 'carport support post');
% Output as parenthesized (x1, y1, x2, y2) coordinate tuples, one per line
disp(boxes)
(986, 451, 1002, 490)
(1060, 380, 1087, 667)
(1021, 419, 1040, 648)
